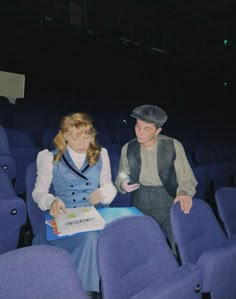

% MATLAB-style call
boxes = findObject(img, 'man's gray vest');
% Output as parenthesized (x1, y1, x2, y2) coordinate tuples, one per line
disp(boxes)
(127, 136, 178, 198)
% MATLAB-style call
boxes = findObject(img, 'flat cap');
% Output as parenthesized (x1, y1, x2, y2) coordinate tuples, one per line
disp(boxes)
(130, 104, 168, 127)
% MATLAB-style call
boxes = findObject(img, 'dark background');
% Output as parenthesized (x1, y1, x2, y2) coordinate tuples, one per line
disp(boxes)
(0, 0, 235, 115)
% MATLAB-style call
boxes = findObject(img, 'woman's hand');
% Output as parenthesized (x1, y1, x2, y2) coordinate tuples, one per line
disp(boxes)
(50, 198, 66, 218)
(89, 189, 103, 205)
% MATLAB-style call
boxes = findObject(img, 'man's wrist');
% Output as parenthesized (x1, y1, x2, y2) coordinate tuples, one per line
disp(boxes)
(177, 190, 188, 196)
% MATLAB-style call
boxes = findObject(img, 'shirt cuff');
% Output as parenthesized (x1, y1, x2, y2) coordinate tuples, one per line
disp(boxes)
(33, 192, 55, 211)
(99, 183, 117, 205)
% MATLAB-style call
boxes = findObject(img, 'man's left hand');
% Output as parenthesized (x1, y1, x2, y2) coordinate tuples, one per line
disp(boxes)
(174, 193, 192, 214)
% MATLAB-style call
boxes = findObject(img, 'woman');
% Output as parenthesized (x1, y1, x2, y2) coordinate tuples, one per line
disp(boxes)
(32, 112, 117, 296)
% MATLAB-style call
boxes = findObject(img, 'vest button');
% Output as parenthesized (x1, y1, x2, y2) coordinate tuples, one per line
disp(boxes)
(83, 197, 86, 200)
(73, 199, 76, 202)
(72, 192, 75, 195)
(86, 182, 89, 185)
(70, 185, 74, 188)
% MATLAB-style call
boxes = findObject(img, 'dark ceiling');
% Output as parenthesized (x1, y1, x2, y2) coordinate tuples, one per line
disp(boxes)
(0, 0, 235, 107)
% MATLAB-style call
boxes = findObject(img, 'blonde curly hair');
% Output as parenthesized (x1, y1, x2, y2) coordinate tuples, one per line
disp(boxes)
(53, 112, 101, 165)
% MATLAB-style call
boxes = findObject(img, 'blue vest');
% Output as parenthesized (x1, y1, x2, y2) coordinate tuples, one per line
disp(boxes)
(52, 149, 102, 208)
(127, 135, 177, 198)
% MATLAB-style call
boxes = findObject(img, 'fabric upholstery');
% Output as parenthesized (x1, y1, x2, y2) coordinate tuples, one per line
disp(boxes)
(97, 215, 202, 299)
(25, 160, 45, 236)
(0, 245, 88, 299)
(171, 198, 236, 299)
(215, 187, 236, 237)
(0, 198, 26, 254)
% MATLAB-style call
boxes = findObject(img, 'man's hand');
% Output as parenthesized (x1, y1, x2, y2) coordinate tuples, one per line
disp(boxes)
(174, 192, 192, 214)
(89, 189, 103, 205)
(121, 179, 140, 193)
(50, 198, 66, 218)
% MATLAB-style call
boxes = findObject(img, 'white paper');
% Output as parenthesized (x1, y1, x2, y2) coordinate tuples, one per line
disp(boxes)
(54, 206, 106, 236)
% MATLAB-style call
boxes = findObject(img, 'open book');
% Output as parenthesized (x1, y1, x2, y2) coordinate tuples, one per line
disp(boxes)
(45, 207, 143, 240)
(53, 206, 106, 237)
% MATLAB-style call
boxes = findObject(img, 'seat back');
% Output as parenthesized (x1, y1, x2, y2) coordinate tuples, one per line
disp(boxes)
(0, 198, 27, 254)
(0, 168, 27, 254)
(0, 167, 17, 198)
(0, 125, 11, 154)
(96, 130, 113, 146)
(0, 126, 16, 180)
(192, 144, 232, 194)
(25, 160, 45, 236)
(0, 245, 88, 299)
(170, 198, 227, 264)
(108, 149, 132, 207)
(113, 127, 135, 146)
(97, 215, 180, 298)
(12, 111, 45, 147)
(6, 128, 41, 195)
(0, 155, 16, 180)
(193, 144, 218, 165)
(42, 128, 58, 150)
(6, 128, 36, 148)
(191, 165, 209, 199)
(215, 187, 236, 237)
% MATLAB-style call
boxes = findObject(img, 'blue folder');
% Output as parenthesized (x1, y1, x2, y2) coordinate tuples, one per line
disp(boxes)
(45, 206, 143, 241)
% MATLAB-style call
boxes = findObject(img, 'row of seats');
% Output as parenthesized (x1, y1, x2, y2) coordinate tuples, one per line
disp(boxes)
(8, 159, 203, 299)
(1, 123, 236, 219)
(0, 126, 41, 195)
(2, 108, 236, 151)
(1, 125, 129, 204)
(1, 140, 234, 244)
(1, 163, 236, 299)
(184, 143, 236, 216)
(2, 110, 236, 149)
(98, 198, 236, 299)
(1, 95, 236, 146)
(0, 211, 201, 299)
(2, 150, 236, 257)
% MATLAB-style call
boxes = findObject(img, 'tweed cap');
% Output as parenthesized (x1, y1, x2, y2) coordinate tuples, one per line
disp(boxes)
(130, 104, 168, 127)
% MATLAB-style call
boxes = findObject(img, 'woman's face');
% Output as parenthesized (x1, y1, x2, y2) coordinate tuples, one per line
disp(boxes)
(64, 127, 91, 153)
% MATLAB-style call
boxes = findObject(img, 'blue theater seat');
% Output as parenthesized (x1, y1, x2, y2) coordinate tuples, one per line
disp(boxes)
(5, 128, 41, 195)
(25, 160, 45, 237)
(0, 245, 88, 299)
(215, 187, 236, 238)
(171, 198, 236, 299)
(97, 215, 202, 299)
(0, 126, 16, 180)
(0, 168, 26, 254)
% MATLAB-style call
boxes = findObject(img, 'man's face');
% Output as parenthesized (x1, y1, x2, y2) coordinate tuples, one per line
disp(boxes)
(135, 119, 161, 148)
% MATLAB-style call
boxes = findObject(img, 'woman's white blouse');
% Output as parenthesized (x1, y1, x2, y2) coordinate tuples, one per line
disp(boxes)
(32, 146, 117, 211)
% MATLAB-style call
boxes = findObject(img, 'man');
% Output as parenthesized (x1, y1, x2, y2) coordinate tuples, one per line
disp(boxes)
(115, 104, 197, 255)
